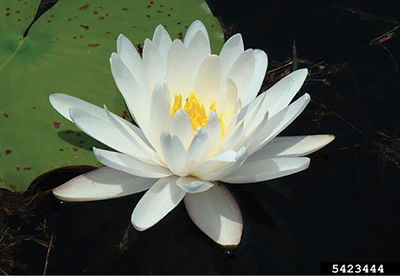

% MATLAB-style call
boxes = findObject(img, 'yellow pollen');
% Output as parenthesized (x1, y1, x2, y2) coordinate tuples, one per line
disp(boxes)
(170, 91, 225, 137)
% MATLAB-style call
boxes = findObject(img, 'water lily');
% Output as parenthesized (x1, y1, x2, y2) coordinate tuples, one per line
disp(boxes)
(49, 20, 334, 246)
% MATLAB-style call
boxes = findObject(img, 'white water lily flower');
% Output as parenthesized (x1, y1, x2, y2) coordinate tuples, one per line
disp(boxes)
(49, 20, 334, 246)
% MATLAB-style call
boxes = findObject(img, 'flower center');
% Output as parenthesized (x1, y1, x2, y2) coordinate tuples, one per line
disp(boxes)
(170, 91, 225, 136)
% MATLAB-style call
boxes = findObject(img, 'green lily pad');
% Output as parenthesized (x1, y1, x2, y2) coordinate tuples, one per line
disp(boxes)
(0, 0, 224, 192)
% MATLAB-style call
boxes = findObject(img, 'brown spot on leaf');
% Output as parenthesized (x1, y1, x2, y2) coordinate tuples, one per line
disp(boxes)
(53, 121, 61, 129)
(177, 32, 183, 39)
(177, 22, 181, 25)
(32, 106, 36, 109)
(105, 31, 111, 35)
(79, 140, 84, 144)
(122, 8, 128, 11)
(59, 148, 64, 151)
(6, 12, 10, 16)
(16, 167, 20, 172)
(73, 36, 77, 39)
(66, 130, 75, 134)
(99, 16, 105, 20)
(76, 133, 81, 137)
(157, 10, 162, 13)
(146, 14, 150, 18)
(79, 35, 84, 38)
(16, 10, 20, 13)
(147, 5, 151, 8)
(73, 148, 78, 152)
(5, 149, 12, 155)
(93, 10, 98, 15)
(47, 20, 51, 23)
(87, 43, 100, 47)
(23, 167, 32, 171)
(80, 24, 89, 30)
(122, 110, 131, 119)
(79, 4, 89, 10)
(150, 1, 154, 4)
(3, 113, 9, 118)
(167, 14, 171, 17)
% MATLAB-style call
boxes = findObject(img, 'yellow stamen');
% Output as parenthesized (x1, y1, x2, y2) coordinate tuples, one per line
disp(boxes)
(170, 91, 225, 137)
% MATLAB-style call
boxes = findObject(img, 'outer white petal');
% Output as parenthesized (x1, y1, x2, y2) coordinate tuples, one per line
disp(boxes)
(169, 110, 193, 149)
(194, 55, 221, 107)
(250, 135, 335, 159)
(110, 53, 149, 128)
(166, 40, 192, 99)
(116, 34, 147, 91)
(219, 34, 244, 77)
(93, 147, 172, 178)
(196, 147, 248, 181)
(246, 93, 311, 155)
(184, 20, 210, 48)
(187, 31, 211, 77)
(176, 177, 214, 194)
(221, 157, 310, 184)
(49, 93, 154, 149)
(103, 106, 163, 165)
(184, 183, 243, 246)
(228, 50, 255, 104)
(242, 49, 268, 106)
(53, 167, 156, 201)
(69, 107, 154, 163)
(160, 132, 191, 177)
(264, 68, 308, 117)
(152, 24, 172, 63)
(49, 93, 105, 122)
(131, 176, 185, 231)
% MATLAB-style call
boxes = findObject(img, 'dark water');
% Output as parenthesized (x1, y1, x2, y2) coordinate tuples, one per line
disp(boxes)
(8, 0, 400, 274)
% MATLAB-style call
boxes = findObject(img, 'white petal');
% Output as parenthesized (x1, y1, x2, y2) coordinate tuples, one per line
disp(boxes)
(219, 34, 244, 77)
(217, 122, 244, 154)
(116, 34, 147, 91)
(93, 147, 172, 178)
(264, 68, 308, 117)
(221, 157, 310, 183)
(196, 147, 248, 181)
(143, 38, 167, 95)
(193, 150, 238, 177)
(250, 134, 335, 159)
(194, 55, 221, 107)
(131, 176, 185, 231)
(247, 93, 311, 155)
(146, 81, 170, 153)
(152, 24, 172, 63)
(203, 111, 222, 158)
(110, 53, 149, 128)
(49, 93, 104, 122)
(166, 40, 192, 98)
(187, 31, 211, 77)
(170, 109, 193, 149)
(160, 132, 191, 177)
(228, 50, 256, 104)
(188, 127, 210, 166)
(184, 20, 210, 48)
(69, 107, 153, 163)
(103, 106, 163, 165)
(184, 183, 242, 246)
(176, 177, 214, 193)
(242, 49, 268, 106)
(53, 167, 156, 201)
